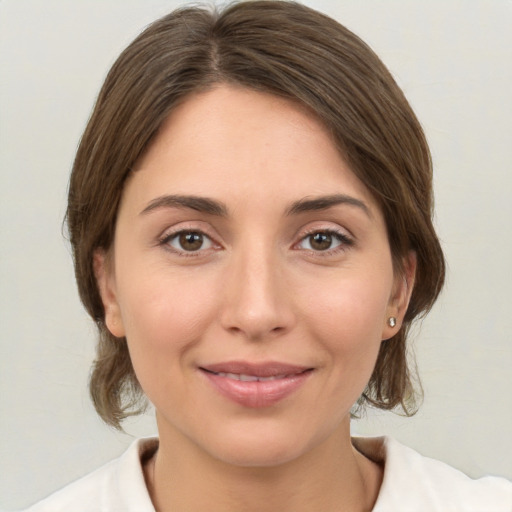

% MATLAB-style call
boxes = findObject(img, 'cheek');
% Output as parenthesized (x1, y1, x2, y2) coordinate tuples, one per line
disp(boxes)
(115, 265, 222, 373)
(286, 270, 394, 430)
(297, 267, 393, 395)
(304, 273, 391, 342)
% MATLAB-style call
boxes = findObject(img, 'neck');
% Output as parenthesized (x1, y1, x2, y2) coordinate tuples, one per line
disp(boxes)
(144, 420, 382, 512)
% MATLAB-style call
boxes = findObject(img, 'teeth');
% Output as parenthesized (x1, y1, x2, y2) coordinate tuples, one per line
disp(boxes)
(240, 374, 258, 382)
(215, 372, 288, 382)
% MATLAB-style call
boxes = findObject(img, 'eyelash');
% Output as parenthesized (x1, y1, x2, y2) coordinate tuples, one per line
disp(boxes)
(295, 228, 354, 255)
(158, 227, 354, 257)
(158, 228, 219, 257)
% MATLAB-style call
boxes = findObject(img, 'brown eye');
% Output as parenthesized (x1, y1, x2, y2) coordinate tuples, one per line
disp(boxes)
(297, 231, 349, 252)
(179, 232, 203, 251)
(309, 232, 333, 251)
(167, 231, 213, 252)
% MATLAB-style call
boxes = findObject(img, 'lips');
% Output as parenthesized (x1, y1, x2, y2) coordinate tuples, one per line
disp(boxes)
(199, 361, 313, 408)
(210, 372, 291, 382)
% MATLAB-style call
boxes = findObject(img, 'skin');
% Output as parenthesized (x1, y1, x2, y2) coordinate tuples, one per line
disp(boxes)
(95, 85, 415, 512)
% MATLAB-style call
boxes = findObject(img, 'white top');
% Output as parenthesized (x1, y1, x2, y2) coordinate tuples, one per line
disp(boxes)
(25, 436, 512, 512)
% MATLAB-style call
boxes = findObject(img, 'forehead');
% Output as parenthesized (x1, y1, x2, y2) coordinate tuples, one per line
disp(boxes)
(126, 85, 378, 215)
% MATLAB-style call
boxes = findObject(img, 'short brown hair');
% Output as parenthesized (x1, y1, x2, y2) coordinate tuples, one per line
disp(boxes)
(67, 0, 445, 429)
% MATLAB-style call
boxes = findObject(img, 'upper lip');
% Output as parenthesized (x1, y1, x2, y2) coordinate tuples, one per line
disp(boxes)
(199, 361, 312, 378)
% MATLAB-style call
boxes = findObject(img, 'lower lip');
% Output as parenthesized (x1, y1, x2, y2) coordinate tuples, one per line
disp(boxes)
(201, 370, 312, 408)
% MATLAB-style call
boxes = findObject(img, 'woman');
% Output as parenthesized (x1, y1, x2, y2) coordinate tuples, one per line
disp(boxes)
(24, 1, 511, 511)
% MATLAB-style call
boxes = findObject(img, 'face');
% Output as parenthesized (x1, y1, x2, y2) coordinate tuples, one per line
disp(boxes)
(96, 85, 413, 467)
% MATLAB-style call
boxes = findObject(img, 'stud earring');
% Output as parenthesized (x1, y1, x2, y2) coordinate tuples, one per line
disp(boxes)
(388, 317, 397, 328)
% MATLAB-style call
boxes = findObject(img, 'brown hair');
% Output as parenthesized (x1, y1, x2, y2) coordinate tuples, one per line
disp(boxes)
(67, 0, 445, 429)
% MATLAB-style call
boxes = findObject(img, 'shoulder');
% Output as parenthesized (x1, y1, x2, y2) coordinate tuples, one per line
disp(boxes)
(23, 438, 158, 512)
(353, 436, 512, 512)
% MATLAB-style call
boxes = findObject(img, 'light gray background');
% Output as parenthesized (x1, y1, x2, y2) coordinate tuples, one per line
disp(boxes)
(1, 0, 511, 509)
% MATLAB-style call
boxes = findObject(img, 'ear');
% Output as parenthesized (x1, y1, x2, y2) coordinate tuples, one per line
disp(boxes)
(93, 249, 126, 338)
(382, 251, 417, 340)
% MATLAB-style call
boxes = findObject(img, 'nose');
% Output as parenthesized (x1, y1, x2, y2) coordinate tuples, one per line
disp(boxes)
(219, 243, 295, 341)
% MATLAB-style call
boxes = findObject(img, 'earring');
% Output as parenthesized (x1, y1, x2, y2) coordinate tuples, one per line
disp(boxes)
(388, 317, 397, 328)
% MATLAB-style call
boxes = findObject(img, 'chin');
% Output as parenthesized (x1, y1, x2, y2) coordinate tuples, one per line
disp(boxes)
(199, 418, 334, 469)
(212, 439, 306, 468)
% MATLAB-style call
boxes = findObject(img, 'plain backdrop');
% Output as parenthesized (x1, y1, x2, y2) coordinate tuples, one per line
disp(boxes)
(1, 0, 511, 509)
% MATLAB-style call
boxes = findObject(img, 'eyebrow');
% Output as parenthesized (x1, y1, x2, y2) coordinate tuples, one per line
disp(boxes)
(139, 193, 370, 218)
(286, 194, 371, 217)
(140, 195, 228, 216)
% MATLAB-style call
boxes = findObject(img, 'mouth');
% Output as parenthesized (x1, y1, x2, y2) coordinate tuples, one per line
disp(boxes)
(199, 361, 314, 408)
(204, 371, 303, 382)
(200, 361, 312, 377)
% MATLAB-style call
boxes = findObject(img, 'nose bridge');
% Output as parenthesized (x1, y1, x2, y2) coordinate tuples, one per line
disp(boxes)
(220, 236, 293, 340)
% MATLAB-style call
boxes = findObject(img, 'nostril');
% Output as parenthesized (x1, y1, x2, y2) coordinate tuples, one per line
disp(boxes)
(219, 269, 295, 339)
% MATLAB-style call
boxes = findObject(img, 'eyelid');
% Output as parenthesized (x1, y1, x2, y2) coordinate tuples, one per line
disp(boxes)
(166, 231, 214, 252)
(293, 224, 355, 254)
(157, 222, 223, 255)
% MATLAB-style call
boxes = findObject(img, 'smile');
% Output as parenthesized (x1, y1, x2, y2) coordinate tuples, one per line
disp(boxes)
(210, 372, 291, 382)
(199, 362, 314, 408)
